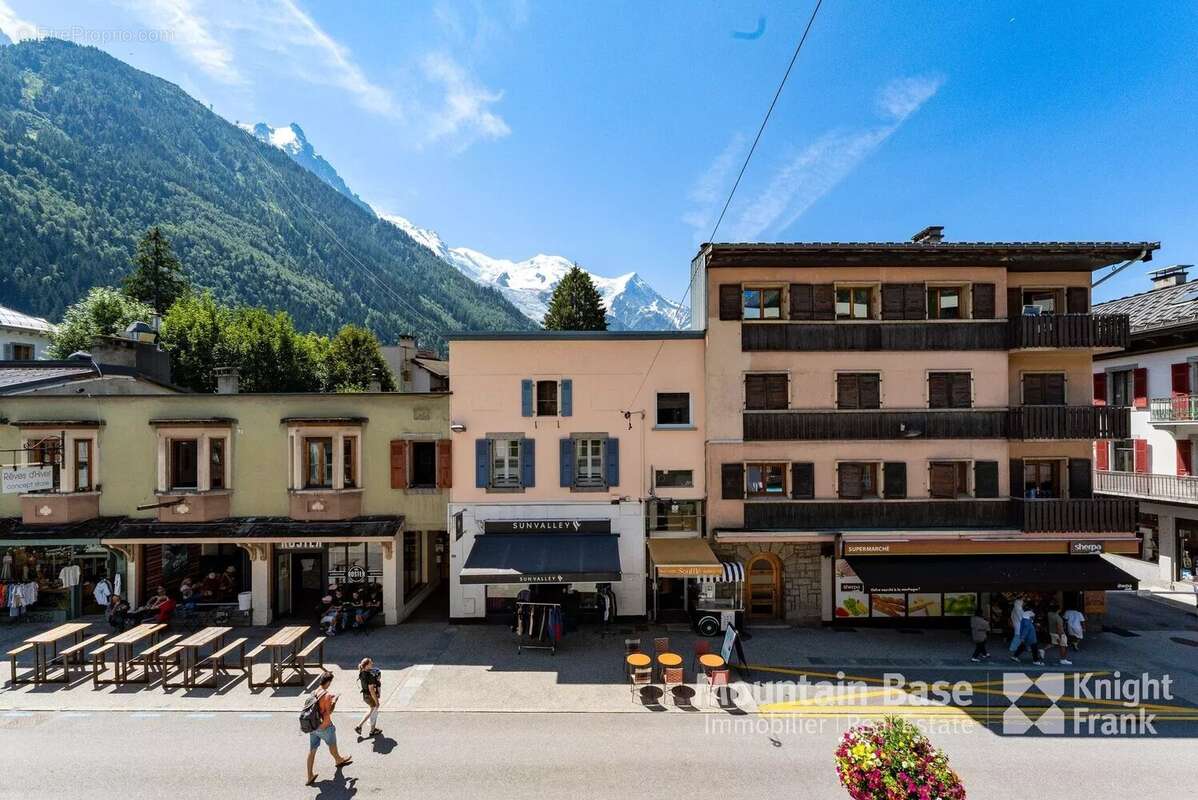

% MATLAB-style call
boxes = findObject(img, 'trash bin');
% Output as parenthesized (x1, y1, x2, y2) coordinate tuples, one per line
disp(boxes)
(238, 591, 252, 611)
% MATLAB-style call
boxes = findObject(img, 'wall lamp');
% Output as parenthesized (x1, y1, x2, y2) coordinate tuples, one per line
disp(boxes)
(450, 422, 467, 434)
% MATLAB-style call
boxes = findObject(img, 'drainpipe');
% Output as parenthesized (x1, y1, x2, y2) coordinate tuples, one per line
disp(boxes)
(1092, 249, 1150, 290)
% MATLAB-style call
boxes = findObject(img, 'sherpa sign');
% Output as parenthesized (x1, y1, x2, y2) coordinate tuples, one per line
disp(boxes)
(483, 519, 611, 534)
(1, 466, 54, 494)
(1069, 541, 1104, 555)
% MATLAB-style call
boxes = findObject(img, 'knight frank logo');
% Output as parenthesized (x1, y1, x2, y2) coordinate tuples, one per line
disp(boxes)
(1002, 672, 1174, 735)
(1002, 672, 1066, 734)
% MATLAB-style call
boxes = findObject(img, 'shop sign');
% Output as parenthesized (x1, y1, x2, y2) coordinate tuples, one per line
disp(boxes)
(842, 542, 892, 555)
(1, 466, 53, 494)
(483, 519, 611, 534)
(1069, 541, 1104, 556)
(275, 541, 326, 550)
(347, 565, 367, 582)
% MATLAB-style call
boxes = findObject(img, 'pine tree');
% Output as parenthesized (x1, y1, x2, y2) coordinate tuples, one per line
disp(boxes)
(542, 265, 608, 331)
(122, 226, 189, 314)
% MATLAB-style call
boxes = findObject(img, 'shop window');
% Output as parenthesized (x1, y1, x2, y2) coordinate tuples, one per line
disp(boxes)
(929, 461, 970, 499)
(410, 441, 437, 488)
(575, 437, 606, 488)
(928, 372, 972, 409)
(304, 437, 334, 489)
(745, 373, 788, 410)
(746, 463, 786, 496)
(536, 380, 558, 416)
(742, 287, 782, 320)
(1178, 522, 1197, 582)
(209, 438, 226, 490)
(927, 286, 963, 320)
(1022, 373, 1066, 406)
(656, 393, 691, 426)
(838, 462, 879, 499)
(403, 531, 425, 601)
(1023, 460, 1061, 499)
(1112, 439, 1136, 473)
(169, 439, 199, 490)
(1109, 370, 1132, 408)
(74, 439, 92, 493)
(836, 286, 874, 320)
(328, 542, 383, 586)
(651, 499, 701, 532)
(654, 469, 693, 488)
(342, 436, 358, 489)
(836, 373, 881, 410)
(490, 438, 523, 488)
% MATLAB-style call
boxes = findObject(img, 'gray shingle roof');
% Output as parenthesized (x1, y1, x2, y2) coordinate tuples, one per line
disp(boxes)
(0, 304, 54, 333)
(0, 363, 94, 390)
(1094, 281, 1198, 334)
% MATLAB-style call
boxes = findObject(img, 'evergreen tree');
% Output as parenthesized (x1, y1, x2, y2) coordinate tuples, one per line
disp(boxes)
(49, 287, 155, 358)
(325, 324, 397, 392)
(542, 265, 608, 331)
(123, 226, 189, 314)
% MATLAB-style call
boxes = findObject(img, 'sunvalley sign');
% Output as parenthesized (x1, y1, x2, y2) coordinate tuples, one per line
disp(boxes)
(1, 466, 54, 495)
(483, 519, 612, 534)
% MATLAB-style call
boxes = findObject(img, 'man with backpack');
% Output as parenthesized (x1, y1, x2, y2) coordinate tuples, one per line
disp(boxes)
(302, 671, 352, 786)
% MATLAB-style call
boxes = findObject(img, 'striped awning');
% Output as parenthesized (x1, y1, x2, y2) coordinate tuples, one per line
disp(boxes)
(698, 561, 744, 583)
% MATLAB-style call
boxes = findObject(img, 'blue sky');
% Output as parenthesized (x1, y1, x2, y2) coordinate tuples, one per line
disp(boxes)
(2, 1, 1195, 303)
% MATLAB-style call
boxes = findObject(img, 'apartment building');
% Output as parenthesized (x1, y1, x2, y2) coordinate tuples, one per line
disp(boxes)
(1092, 264, 1198, 591)
(691, 231, 1154, 628)
(0, 303, 54, 361)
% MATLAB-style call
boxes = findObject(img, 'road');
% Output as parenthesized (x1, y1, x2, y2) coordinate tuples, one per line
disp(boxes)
(2, 709, 1188, 799)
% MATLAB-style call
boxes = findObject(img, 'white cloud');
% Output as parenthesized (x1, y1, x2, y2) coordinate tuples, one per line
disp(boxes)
(682, 133, 747, 239)
(131, 0, 242, 84)
(876, 75, 945, 122)
(419, 52, 510, 144)
(0, 0, 39, 41)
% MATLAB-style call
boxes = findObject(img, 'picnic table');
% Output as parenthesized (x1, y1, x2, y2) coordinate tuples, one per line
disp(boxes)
(103, 624, 166, 684)
(259, 626, 318, 687)
(170, 626, 232, 688)
(20, 622, 91, 683)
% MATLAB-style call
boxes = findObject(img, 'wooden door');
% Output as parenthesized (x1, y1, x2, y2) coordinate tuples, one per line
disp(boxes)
(745, 553, 783, 620)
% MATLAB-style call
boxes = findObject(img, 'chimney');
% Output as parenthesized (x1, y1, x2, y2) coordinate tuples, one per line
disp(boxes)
(215, 366, 240, 394)
(911, 225, 944, 244)
(1149, 265, 1191, 290)
(89, 329, 171, 385)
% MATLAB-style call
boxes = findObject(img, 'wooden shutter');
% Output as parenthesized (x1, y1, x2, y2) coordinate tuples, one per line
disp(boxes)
(745, 374, 767, 411)
(1133, 368, 1148, 409)
(560, 379, 573, 417)
(1093, 373, 1107, 406)
(475, 439, 490, 488)
(520, 438, 536, 487)
(949, 373, 972, 409)
(903, 284, 925, 320)
(721, 464, 745, 500)
(1007, 287, 1023, 318)
(971, 283, 996, 319)
(604, 437, 620, 487)
(928, 373, 948, 409)
(789, 284, 814, 320)
(1068, 458, 1093, 498)
(1022, 374, 1043, 406)
(837, 463, 863, 499)
(1133, 439, 1149, 473)
(1066, 286, 1090, 314)
(719, 285, 742, 320)
(883, 462, 907, 499)
(1045, 373, 1065, 405)
(436, 440, 452, 489)
(812, 284, 836, 320)
(858, 374, 881, 409)
(974, 461, 999, 498)
(1178, 440, 1193, 477)
(881, 284, 905, 320)
(790, 462, 814, 499)
(765, 374, 789, 410)
(1094, 442, 1109, 472)
(521, 379, 533, 416)
(1009, 458, 1024, 498)
(929, 462, 958, 498)
(837, 374, 859, 409)
(559, 438, 575, 487)
(1172, 363, 1191, 396)
(390, 440, 409, 489)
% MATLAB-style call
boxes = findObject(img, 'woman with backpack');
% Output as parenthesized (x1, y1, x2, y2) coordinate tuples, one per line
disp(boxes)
(355, 657, 382, 738)
(303, 671, 352, 786)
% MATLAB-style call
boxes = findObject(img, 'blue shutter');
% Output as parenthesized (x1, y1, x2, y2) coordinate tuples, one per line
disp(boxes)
(521, 379, 533, 417)
(520, 438, 536, 487)
(605, 437, 620, 487)
(560, 379, 573, 416)
(474, 439, 490, 488)
(559, 438, 575, 487)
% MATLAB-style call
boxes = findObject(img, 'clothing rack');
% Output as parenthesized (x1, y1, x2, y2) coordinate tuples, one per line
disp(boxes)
(514, 601, 562, 655)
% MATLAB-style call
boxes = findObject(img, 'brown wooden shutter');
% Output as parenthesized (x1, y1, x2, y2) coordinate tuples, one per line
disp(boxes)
(881, 284, 905, 320)
(949, 373, 972, 409)
(903, 284, 925, 320)
(719, 285, 742, 320)
(812, 284, 836, 320)
(929, 462, 958, 498)
(789, 284, 814, 320)
(1133, 439, 1149, 473)
(390, 440, 408, 489)
(790, 462, 814, 499)
(765, 374, 789, 410)
(721, 464, 745, 500)
(436, 440, 452, 489)
(1007, 287, 1023, 318)
(744, 374, 766, 410)
(858, 374, 881, 409)
(1022, 374, 1043, 406)
(1010, 458, 1024, 498)
(974, 461, 999, 498)
(837, 463, 863, 499)
(971, 283, 996, 319)
(837, 374, 859, 409)
(928, 373, 948, 409)
(1044, 373, 1065, 405)
(883, 462, 907, 499)
(1068, 458, 1093, 498)
(1066, 286, 1090, 314)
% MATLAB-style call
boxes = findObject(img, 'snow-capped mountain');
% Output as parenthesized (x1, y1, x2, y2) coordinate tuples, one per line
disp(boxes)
(0, 29, 12, 46)
(249, 121, 687, 330)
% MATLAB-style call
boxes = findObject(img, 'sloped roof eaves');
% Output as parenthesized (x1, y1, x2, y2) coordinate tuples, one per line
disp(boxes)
(0, 305, 54, 333)
(413, 357, 450, 377)
(0, 365, 94, 390)
(1095, 281, 1198, 334)
(0, 516, 125, 539)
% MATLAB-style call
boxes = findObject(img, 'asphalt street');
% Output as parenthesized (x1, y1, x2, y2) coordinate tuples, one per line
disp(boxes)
(2, 708, 1189, 799)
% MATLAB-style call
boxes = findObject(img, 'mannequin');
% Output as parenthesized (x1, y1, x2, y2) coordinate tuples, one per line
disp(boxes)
(1, 549, 12, 581)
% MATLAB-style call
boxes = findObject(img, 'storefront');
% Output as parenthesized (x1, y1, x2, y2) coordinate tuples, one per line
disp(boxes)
(1176, 519, 1198, 583)
(645, 537, 744, 635)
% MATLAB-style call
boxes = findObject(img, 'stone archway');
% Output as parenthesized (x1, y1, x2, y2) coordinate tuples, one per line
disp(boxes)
(744, 552, 784, 620)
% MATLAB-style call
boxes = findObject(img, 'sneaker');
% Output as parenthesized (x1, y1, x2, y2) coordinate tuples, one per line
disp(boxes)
(1032, 661, 1045, 666)
(1059, 659, 1073, 666)
(971, 657, 981, 662)
(1010, 655, 1021, 663)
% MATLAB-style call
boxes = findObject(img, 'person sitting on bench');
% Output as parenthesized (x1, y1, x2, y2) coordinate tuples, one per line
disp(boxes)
(130, 586, 175, 625)
(106, 594, 131, 632)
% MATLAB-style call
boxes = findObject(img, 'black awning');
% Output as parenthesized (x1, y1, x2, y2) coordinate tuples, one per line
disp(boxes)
(460, 534, 621, 584)
(845, 554, 1139, 594)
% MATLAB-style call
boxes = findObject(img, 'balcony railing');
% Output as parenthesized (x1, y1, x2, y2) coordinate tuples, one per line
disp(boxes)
(1015, 498, 1136, 533)
(1008, 313, 1129, 350)
(1008, 405, 1128, 440)
(741, 322, 1010, 352)
(1149, 396, 1198, 423)
(1095, 469, 1198, 505)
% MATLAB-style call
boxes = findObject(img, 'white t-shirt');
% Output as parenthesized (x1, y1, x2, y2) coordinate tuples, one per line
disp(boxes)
(58, 565, 81, 588)
(1063, 609, 1085, 637)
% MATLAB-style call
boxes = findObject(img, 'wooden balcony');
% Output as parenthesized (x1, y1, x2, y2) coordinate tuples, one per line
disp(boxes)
(1095, 469, 1198, 505)
(741, 322, 1010, 352)
(1015, 498, 1136, 533)
(1008, 313, 1129, 350)
(743, 410, 1008, 441)
(1008, 405, 1128, 440)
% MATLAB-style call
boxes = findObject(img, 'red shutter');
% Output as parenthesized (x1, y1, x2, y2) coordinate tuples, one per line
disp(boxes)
(1095, 441, 1109, 471)
(1092, 373, 1107, 406)
(1172, 363, 1191, 396)
(1133, 368, 1148, 409)
(390, 440, 408, 489)
(1174, 440, 1193, 479)
(1133, 439, 1149, 474)
(436, 440, 453, 489)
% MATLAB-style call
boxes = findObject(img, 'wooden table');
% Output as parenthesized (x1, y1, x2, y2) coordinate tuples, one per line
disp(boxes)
(24, 623, 91, 683)
(260, 626, 309, 687)
(172, 626, 232, 688)
(699, 653, 726, 672)
(106, 624, 166, 684)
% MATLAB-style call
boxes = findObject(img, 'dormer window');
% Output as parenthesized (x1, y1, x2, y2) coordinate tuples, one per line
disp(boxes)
(284, 418, 365, 493)
(153, 420, 233, 493)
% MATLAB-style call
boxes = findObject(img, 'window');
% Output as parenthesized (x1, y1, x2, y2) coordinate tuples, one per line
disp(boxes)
(26, 436, 62, 491)
(74, 439, 92, 493)
(209, 439, 226, 490)
(536, 380, 558, 416)
(328, 542, 383, 585)
(836, 373, 881, 410)
(928, 372, 972, 409)
(654, 469, 694, 488)
(575, 438, 605, 488)
(929, 461, 970, 499)
(651, 500, 701, 532)
(1022, 373, 1066, 406)
(169, 439, 199, 490)
(656, 393, 691, 426)
(410, 441, 437, 488)
(1023, 460, 1061, 498)
(341, 436, 358, 488)
(403, 531, 425, 601)
(836, 287, 874, 320)
(1113, 439, 1136, 472)
(745, 373, 788, 410)
(1109, 370, 1132, 408)
(490, 438, 522, 488)
(742, 287, 782, 320)
(927, 287, 963, 320)
(10, 343, 34, 360)
(1022, 289, 1060, 315)
(304, 437, 334, 489)
(746, 463, 786, 496)
(838, 462, 879, 499)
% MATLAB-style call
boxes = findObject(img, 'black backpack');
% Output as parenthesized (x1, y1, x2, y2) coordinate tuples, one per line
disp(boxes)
(299, 693, 322, 733)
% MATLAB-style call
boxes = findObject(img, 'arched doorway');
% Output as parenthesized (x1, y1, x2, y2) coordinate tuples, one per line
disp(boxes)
(745, 552, 783, 620)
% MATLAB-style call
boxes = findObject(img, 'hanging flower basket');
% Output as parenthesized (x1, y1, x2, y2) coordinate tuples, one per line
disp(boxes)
(834, 717, 966, 800)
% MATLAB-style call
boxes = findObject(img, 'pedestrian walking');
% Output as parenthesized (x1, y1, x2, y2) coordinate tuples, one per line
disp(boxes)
(1010, 610, 1044, 665)
(1045, 603, 1072, 665)
(969, 609, 990, 662)
(1007, 598, 1025, 655)
(1063, 606, 1085, 651)
(304, 671, 352, 786)
(355, 657, 382, 738)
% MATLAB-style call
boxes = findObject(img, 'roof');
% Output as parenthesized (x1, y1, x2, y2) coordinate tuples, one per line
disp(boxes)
(0, 304, 54, 334)
(0, 516, 124, 540)
(446, 330, 704, 341)
(1094, 279, 1198, 335)
(0, 360, 185, 395)
(412, 356, 449, 378)
(697, 241, 1159, 271)
(104, 515, 404, 541)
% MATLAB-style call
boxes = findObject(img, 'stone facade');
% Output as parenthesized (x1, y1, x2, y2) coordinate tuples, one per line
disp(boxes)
(715, 541, 824, 623)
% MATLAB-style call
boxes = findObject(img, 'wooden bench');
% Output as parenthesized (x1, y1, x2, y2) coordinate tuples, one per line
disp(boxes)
(243, 644, 266, 689)
(128, 634, 183, 676)
(192, 638, 248, 688)
(7, 643, 34, 686)
(294, 636, 326, 682)
(49, 634, 108, 682)
(90, 643, 115, 687)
